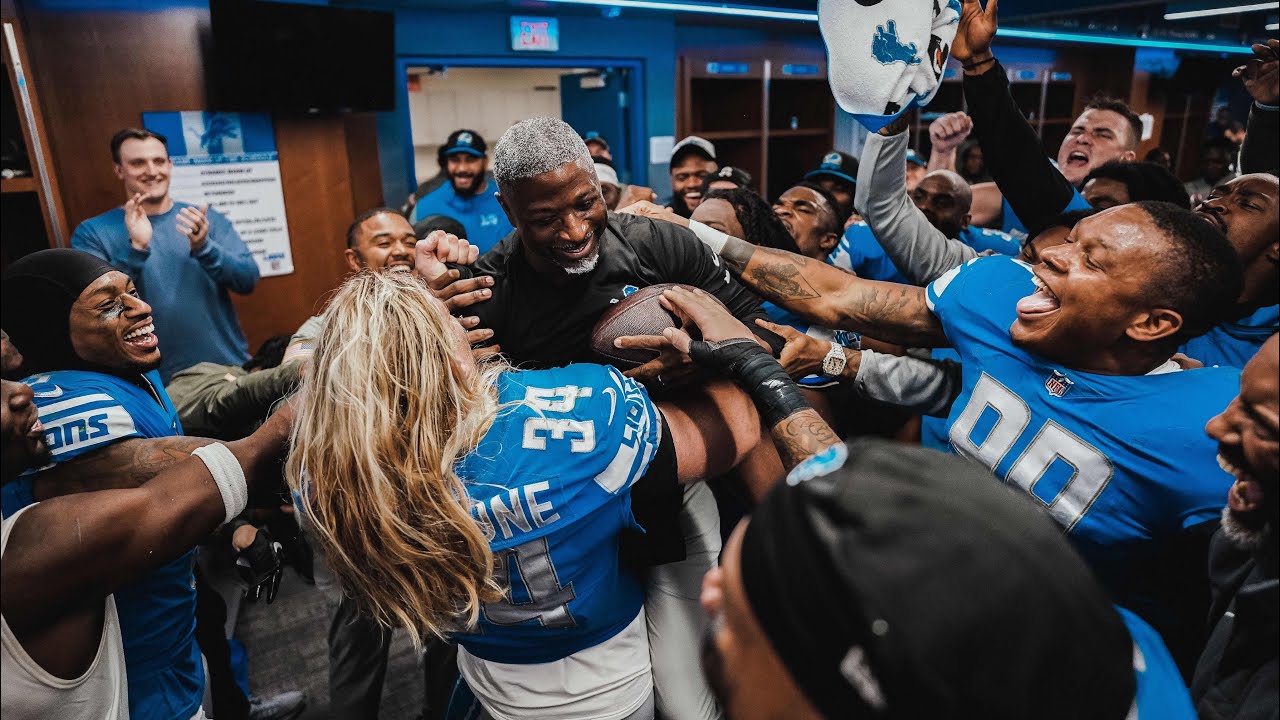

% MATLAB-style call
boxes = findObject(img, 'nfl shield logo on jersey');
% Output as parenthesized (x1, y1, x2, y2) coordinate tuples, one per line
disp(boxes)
(1045, 370, 1074, 398)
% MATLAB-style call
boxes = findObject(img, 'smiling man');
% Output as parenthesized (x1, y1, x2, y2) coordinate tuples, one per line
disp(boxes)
(71, 128, 259, 383)
(1193, 334, 1278, 718)
(695, 200, 1245, 672)
(1, 248, 209, 720)
(410, 129, 513, 254)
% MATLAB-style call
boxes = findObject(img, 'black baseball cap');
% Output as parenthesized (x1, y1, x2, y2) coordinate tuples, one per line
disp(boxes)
(670, 136, 717, 168)
(739, 439, 1135, 719)
(805, 151, 858, 186)
(703, 165, 752, 191)
(442, 129, 486, 158)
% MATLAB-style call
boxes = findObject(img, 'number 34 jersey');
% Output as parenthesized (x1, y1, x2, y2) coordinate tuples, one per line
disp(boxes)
(453, 364, 663, 665)
(925, 257, 1238, 591)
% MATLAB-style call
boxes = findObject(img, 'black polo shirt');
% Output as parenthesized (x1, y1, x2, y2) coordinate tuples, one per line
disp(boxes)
(463, 211, 781, 367)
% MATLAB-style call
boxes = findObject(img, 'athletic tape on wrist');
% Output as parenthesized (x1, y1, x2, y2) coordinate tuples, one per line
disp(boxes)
(687, 219, 729, 255)
(192, 444, 249, 525)
(690, 338, 811, 427)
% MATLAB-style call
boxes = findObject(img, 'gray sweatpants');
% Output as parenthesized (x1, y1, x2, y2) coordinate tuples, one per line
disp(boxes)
(645, 482, 724, 720)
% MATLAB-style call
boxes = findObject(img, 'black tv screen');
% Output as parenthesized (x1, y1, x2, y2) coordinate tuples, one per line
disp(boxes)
(209, 0, 395, 114)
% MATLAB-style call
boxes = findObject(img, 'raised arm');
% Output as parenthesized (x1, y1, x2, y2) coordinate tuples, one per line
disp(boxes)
(857, 119, 979, 285)
(954, 0, 1078, 235)
(1235, 39, 1279, 175)
(2, 405, 291, 631)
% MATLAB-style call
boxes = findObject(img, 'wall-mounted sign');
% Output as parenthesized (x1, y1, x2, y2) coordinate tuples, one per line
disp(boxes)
(781, 64, 819, 76)
(511, 16, 559, 52)
(706, 62, 749, 75)
(141, 111, 294, 277)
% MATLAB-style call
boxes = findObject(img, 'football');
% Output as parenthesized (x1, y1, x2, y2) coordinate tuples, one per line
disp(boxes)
(590, 283, 688, 368)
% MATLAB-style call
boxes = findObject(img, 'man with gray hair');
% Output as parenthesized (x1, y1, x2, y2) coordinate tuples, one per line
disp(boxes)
(447, 116, 783, 720)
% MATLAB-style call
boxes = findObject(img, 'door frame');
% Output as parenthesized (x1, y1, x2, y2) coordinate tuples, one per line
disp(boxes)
(396, 56, 646, 191)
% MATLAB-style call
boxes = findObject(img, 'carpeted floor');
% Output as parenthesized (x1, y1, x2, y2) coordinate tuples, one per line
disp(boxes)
(237, 568, 425, 720)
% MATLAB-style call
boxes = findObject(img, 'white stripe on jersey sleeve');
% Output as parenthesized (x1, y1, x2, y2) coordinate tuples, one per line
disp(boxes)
(35, 393, 116, 418)
(593, 373, 661, 495)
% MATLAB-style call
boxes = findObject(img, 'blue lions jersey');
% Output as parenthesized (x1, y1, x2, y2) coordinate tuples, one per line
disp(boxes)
(453, 364, 662, 664)
(1120, 607, 1196, 718)
(3, 369, 202, 720)
(1180, 303, 1279, 369)
(926, 257, 1237, 605)
(411, 181, 514, 255)
(829, 222, 911, 284)
(830, 221, 1020, 286)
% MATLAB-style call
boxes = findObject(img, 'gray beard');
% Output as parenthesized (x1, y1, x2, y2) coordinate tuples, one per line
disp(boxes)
(1221, 506, 1272, 552)
(558, 248, 600, 275)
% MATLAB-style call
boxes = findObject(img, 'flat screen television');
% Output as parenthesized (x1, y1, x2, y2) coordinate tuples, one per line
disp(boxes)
(208, 0, 395, 114)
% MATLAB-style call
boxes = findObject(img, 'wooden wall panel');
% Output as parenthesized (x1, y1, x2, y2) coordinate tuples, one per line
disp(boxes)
(18, 5, 382, 351)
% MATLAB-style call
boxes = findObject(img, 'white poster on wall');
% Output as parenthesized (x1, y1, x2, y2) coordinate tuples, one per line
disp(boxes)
(141, 111, 294, 277)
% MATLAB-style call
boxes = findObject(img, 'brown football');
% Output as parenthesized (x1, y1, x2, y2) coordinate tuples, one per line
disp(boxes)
(590, 283, 688, 368)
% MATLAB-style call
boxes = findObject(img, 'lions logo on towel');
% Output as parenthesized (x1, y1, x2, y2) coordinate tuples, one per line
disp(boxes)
(871, 20, 920, 66)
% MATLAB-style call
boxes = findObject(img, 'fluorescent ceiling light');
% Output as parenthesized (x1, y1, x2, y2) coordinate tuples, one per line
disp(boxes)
(540, 0, 818, 21)
(542, 0, 1252, 53)
(1164, 2, 1277, 20)
(1267, 21, 1279, 29)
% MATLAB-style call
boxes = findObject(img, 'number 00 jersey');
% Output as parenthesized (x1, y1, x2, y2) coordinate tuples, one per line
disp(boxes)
(453, 364, 662, 664)
(925, 257, 1238, 609)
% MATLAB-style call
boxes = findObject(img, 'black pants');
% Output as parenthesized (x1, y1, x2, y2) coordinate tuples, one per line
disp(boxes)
(195, 566, 250, 720)
(328, 593, 392, 719)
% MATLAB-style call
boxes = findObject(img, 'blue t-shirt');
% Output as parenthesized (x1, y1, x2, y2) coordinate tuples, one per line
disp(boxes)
(1180, 303, 1279, 369)
(830, 221, 1021, 285)
(411, 181, 514, 255)
(1000, 188, 1092, 241)
(1120, 607, 1197, 719)
(925, 257, 1237, 613)
(71, 202, 259, 382)
(453, 364, 662, 664)
(2, 370, 202, 720)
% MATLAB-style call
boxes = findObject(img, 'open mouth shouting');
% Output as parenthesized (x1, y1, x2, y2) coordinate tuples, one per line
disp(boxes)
(1063, 150, 1090, 171)
(123, 320, 159, 351)
(1017, 270, 1062, 321)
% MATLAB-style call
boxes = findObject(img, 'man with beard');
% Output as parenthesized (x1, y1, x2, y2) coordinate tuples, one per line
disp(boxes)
(444, 116, 781, 720)
(411, 129, 513, 254)
(669, 136, 718, 218)
(1194, 334, 1279, 717)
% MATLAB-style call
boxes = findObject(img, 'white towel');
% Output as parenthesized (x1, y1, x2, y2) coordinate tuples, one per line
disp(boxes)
(820, 0, 961, 131)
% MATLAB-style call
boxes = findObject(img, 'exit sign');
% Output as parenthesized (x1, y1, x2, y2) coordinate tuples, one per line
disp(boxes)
(511, 16, 559, 52)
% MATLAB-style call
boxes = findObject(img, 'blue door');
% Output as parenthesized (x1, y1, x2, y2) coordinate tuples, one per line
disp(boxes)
(560, 68, 631, 182)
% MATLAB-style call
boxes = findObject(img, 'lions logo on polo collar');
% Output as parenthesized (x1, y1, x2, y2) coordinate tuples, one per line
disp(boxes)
(822, 152, 842, 169)
(457, 132, 474, 147)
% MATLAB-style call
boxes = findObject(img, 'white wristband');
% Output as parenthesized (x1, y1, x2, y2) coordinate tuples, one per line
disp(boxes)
(192, 443, 248, 525)
(687, 219, 729, 255)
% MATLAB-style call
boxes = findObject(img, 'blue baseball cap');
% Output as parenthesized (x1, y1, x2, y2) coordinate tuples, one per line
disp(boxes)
(443, 129, 486, 157)
(805, 151, 859, 186)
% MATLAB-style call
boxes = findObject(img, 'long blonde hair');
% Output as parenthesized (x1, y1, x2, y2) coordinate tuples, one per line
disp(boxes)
(286, 271, 504, 645)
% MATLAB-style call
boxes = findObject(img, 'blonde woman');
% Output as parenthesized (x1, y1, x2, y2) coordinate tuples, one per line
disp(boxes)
(288, 271, 758, 720)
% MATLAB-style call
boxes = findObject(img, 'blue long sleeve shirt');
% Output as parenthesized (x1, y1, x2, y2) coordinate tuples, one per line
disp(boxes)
(71, 201, 259, 382)
(411, 181, 514, 254)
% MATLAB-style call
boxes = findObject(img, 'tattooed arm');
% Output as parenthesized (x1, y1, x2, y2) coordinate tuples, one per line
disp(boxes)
(32, 436, 217, 501)
(719, 238, 948, 348)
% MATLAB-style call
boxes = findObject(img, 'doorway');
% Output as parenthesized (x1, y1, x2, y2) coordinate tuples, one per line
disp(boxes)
(400, 58, 643, 192)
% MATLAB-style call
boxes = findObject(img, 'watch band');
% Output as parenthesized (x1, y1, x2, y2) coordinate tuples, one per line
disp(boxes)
(822, 341, 847, 377)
